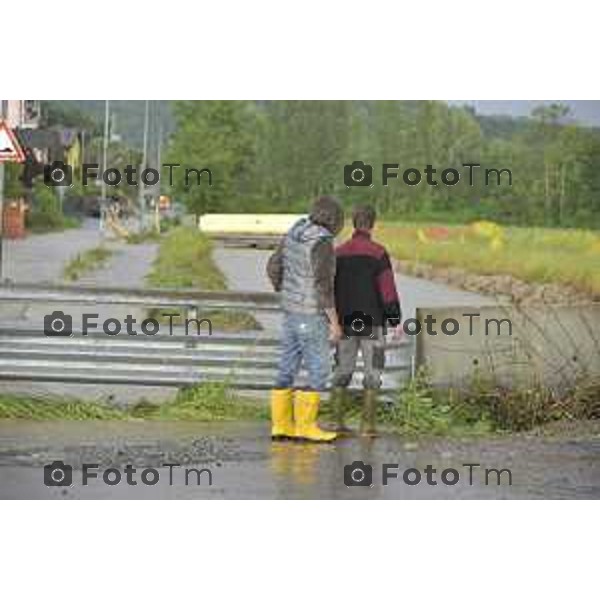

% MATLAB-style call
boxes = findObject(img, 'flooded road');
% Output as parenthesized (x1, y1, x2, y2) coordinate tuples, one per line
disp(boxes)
(0, 420, 598, 499)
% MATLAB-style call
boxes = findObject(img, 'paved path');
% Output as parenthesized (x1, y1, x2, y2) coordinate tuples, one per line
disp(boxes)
(20, 239, 159, 325)
(2, 219, 103, 284)
(0, 219, 102, 323)
(212, 246, 498, 332)
(0, 220, 170, 403)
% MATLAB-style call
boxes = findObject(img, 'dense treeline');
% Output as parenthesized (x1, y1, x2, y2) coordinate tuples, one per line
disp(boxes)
(165, 100, 600, 228)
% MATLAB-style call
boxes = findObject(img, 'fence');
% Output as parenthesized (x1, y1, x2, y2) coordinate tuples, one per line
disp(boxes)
(0, 282, 415, 392)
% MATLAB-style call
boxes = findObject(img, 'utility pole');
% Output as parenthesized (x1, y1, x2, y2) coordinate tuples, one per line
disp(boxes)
(157, 112, 162, 170)
(138, 100, 149, 231)
(101, 99, 110, 230)
(0, 99, 6, 281)
(155, 103, 163, 233)
(0, 159, 4, 281)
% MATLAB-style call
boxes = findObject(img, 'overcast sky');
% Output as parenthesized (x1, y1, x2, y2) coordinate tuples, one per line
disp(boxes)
(450, 100, 600, 126)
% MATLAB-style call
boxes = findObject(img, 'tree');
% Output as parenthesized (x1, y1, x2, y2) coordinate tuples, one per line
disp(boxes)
(256, 101, 352, 208)
(157, 100, 600, 228)
(165, 101, 257, 215)
(531, 102, 572, 224)
(41, 101, 101, 136)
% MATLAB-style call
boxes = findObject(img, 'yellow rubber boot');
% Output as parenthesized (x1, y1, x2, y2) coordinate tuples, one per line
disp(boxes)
(271, 388, 295, 440)
(294, 390, 337, 442)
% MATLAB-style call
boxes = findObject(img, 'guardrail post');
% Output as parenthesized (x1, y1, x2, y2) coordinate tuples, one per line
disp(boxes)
(186, 305, 198, 322)
(184, 305, 199, 350)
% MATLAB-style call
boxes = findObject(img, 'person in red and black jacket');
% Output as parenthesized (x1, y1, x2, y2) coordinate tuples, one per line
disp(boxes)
(332, 204, 401, 437)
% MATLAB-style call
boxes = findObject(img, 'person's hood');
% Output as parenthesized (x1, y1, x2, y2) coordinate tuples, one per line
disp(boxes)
(289, 217, 331, 243)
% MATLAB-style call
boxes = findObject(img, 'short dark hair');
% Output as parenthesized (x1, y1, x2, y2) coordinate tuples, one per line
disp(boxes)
(310, 195, 344, 235)
(352, 205, 376, 230)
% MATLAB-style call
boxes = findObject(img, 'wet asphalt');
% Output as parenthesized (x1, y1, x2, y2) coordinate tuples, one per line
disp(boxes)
(0, 420, 598, 499)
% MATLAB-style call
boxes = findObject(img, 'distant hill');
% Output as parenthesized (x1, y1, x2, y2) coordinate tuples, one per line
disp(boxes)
(451, 100, 600, 128)
(45, 100, 599, 152)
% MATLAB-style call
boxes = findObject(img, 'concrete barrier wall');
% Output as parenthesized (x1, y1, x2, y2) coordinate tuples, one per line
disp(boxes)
(415, 305, 600, 390)
(199, 214, 304, 235)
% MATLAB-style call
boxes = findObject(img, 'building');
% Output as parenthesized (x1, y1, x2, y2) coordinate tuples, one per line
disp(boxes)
(1, 100, 41, 129)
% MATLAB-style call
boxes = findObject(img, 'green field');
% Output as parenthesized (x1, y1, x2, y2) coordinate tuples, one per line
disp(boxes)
(370, 221, 600, 298)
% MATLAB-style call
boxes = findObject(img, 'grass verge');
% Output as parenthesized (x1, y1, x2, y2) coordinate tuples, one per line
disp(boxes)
(387, 374, 600, 436)
(146, 226, 260, 331)
(0, 384, 267, 422)
(2, 379, 597, 435)
(63, 246, 113, 281)
(319, 370, 600, 437)
(27, 214, 81, 234)
(126, 230, 162, 245)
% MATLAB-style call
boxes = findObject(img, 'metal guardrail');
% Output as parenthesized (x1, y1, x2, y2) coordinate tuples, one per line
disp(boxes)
(0, 283, 415, 391)
(0, 281, 281, 312)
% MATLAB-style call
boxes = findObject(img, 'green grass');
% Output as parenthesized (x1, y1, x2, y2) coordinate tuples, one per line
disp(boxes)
(382, 380, 492, 437)
(27, 213, 81, 234)
(371, 221, 600, 298)
(319, 379, 493, 437)
(147, 226, 226, 290)
(63, 246, 113, 281)
(126, 230, 162, 245)
(0, 384, 267, 422)
(380, 372, 600, 436)
(0, 395, 127, 420)
(318, 368, 600, 437)
(130, 384, 268, 421)
(2, 380, 597, 434)
(146, 226, 260, 331)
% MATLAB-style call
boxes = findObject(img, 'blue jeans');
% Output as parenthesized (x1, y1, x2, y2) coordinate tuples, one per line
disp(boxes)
(275, 312, 330, 391)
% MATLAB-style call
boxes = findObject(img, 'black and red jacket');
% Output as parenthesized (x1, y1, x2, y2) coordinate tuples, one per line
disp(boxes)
(334, 229, 402, 328)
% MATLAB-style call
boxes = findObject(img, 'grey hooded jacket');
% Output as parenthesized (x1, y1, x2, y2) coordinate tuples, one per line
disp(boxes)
(267, 217, 336, 314)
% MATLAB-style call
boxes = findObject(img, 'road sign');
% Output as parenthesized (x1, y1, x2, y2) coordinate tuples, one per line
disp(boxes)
(0, 120, 26, 163)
